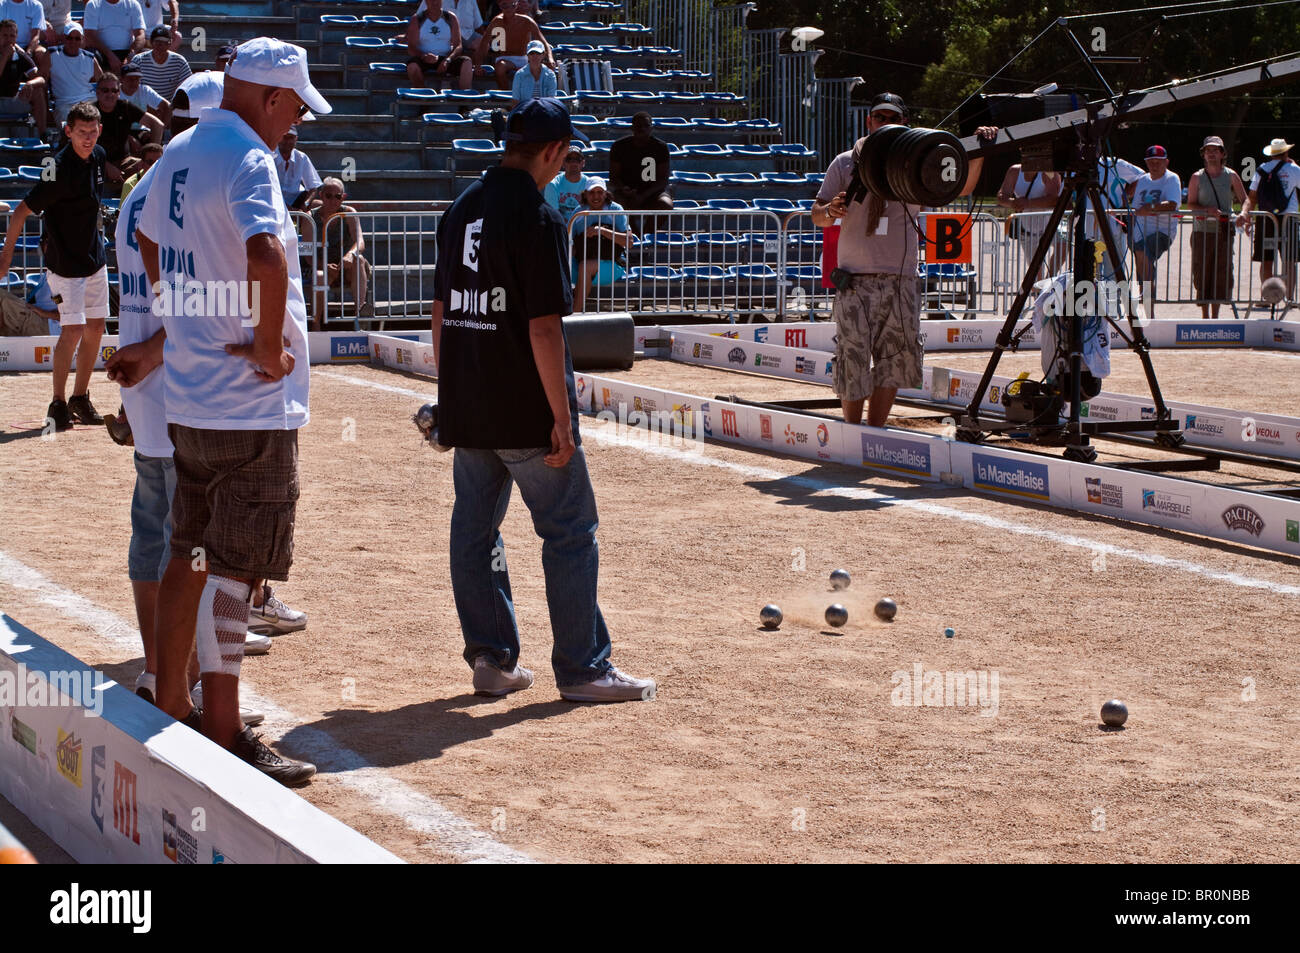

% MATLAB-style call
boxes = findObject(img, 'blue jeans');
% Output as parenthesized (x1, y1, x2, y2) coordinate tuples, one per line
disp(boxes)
(450, 445, 612, 687)
(128, 452, 176, 582)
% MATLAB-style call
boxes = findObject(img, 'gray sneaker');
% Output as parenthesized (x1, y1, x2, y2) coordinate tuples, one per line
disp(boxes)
(249, 585, 307, 635)
(191, 683, 265, 727)
(244, 631, 272, 655)
(560, 666, 657, 703)
(472, 656, 535, 697)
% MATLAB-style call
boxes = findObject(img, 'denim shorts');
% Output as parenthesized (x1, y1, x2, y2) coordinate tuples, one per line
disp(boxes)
(1134, 231, 1173, 261)
(128, 452, 176, 582)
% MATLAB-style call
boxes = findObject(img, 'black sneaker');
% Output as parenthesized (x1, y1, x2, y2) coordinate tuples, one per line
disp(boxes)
(232, 727, 316, 786)
(46, 398, 72, 431)
(67, 392, 104, 425)
(180, 707, 203, 731)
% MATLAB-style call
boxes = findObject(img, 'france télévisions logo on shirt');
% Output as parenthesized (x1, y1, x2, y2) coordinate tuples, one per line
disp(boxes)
(972, 452, 1049, 500)
(1175, 323, 1245, 343)
(1222, 505, 1265, 537)
(862, 433, 932, 477)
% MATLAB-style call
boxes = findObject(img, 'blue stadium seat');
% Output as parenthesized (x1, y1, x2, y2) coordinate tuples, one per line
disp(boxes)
(540, 22, 570, 32)
(629, 266, 683, 283)
(656, 116, 693, 129)
(0, 168, 17, 181)
(17, 165, 42, 181)
(737, 119, 779, 132)
(369, 62, 406, 74)
(669, 70, 710, 79)
(796, 198, 816, 211)
(362, 16, 404, 25)
(729, 264, 781, 280)
(1, 271, 24, 289)
(446, 90, 490, 102)
(804, 172, 825, 184)
(569, 114, 606, 131)
(617, 92, 659, 104)
(695, 232, 744, 262)
(684, 143, 726, 156)
(486, 90, 513, 102)
(643, 232, 697, 263)
(716, 172, 760, 184)
(611, 23, 653, 35)
(663, 93, 704, 104)
(760, 171, 805, 184)
(681, 265, 728, 283)
(396, 87, 442, 101)
(423, 112, 472, 126)
(706, 199, 751, 211)
(753, 198, 797, 213)
(771, 144, 816, 159)
(453, 139, 503, 155)
(577, 90, 617, 104)
(702, 92, 743, 103)
(553, 44, 598, 56)
(589, 139, 614, 153)
(571, 140, 593, 155)
(670, 171, 715, 184)
(0, 137, 46, 151)
(673, 199, 700, 209)
(726, 144, 769, 157)
(321, 15, 360, 25)
(345, 36, 387, 49)
(666, 143, 686, 158)
(693, 118, 737, 131)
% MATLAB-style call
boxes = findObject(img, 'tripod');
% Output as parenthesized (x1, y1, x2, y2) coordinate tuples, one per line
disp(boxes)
(955, 132, 1183, 463)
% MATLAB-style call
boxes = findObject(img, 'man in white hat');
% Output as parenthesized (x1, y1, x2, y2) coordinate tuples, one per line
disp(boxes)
(132, 36, 330, 785)
(1236, 137, 1299, 302)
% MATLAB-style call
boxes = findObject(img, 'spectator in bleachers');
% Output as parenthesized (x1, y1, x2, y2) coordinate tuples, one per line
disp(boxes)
(39, 0, 71, 52)
(474, 0, 556, 92)
(2, 0, 44, 65)
(119, 137, 159, 200)
(138, 0, 180, 52)
(83, 0, 146, 76)
(128, 24, 188, 99)
(609, 111, 672, 216)
(274, 128, 322, 210)
(47, 22, 101, 126)
(95, 70, 162, 187)
(510, 38, 555, 106)
(569, 177, 632, 312)
(405, 0, 471, 90)
(120, 60, 169, 125)
(415, 0, 484, 56)
(309, 177, 370, 327)
(545, 145, 590, 220)
(0, 17, 48, 137)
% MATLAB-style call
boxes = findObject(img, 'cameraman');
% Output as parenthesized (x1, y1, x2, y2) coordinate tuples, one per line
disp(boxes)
(811, 93, 992, 427)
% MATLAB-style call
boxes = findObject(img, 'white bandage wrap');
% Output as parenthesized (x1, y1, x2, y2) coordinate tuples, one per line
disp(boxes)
(196, 576, 251, 677)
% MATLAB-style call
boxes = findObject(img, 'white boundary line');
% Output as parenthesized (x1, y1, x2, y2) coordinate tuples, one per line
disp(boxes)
(0, 551, 534, 864)
(319, 368, 1300, 598)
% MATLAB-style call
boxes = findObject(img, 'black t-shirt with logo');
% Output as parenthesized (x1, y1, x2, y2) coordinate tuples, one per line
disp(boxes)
(23, 144, 107, 279)
(609, 134, 670, 193)
(98, 100, 145, 163)
(434, 165, 579, 449)
(0, 48, 36, 99)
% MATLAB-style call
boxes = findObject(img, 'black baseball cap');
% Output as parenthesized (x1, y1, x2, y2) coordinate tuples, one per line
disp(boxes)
(870, 92, 907, 118)
(504, 98, 590, 144)
(216, 44, 237, 60)
(121, 63, 141, 76)
(150, 26, 170, 41)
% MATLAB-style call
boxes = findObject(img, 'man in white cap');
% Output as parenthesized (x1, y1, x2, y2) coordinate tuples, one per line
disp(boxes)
(47, 22, 102, 126)
(134, 36, 329, 785)
(1237, 137, 1299, 301)
(509, 38, 555, 107)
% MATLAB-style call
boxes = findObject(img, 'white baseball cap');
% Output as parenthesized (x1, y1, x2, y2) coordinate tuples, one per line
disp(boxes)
(172, 70, 225, 118)
(226, 37, 332, 115)
(526, 39, 545, 54)
(584, 176, 607, 192)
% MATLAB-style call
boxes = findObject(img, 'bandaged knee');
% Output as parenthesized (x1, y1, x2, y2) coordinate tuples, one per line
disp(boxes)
(196, 576, 251, 677)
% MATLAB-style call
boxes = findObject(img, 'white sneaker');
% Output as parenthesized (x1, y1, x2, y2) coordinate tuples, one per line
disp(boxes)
(135, 671, 156, 704)
(559, 665, 657, 703)
(472, 656, 535, 697)
(249, 585, 307, 635)
(191, 683, 266, 727)
(244, 631, 272, 655)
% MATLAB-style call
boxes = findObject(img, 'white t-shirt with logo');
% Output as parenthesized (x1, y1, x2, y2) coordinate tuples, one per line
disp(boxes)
(83, 0, 146, 51)
(416, 12, 454, 57)
(1085, 156, 1143, 243)
(138, 107, 310, 431)
(1131, 170, 1182, 242)
(114, 162, 171, 457)
(1, 0, 44, 42)
(1249, 158, 1300, 216)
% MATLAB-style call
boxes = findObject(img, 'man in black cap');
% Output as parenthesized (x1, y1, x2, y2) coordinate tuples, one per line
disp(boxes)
(430, 97, 657, 703)
(127, 23, 190, 99)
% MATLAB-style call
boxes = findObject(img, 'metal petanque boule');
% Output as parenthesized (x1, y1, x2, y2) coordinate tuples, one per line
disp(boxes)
(830, 569, 851, 590)
(1101, 699, 1129, 728)
(759, 604, 783, 630)
(874, 597, 897, 622)
(825, 604, 848, 628)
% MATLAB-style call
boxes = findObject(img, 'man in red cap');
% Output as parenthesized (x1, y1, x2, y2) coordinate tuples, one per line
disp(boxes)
(1130, 144, 1182, 318)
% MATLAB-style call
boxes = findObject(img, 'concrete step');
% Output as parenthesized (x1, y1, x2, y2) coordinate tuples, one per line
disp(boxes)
(308, 168, 454, 202)
(177, 15, 299, 44)
(296, 140, 425, 172)
(295, 113, 396, 143)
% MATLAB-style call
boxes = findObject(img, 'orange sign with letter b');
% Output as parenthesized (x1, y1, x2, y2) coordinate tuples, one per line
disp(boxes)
(926, 214, 972, 264)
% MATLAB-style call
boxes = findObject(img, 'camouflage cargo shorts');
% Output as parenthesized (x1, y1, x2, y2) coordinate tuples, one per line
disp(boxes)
(831, 273, 922, 400)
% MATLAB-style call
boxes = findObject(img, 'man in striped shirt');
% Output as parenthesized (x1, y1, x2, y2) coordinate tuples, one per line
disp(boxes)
(128, 23, 187, 98)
